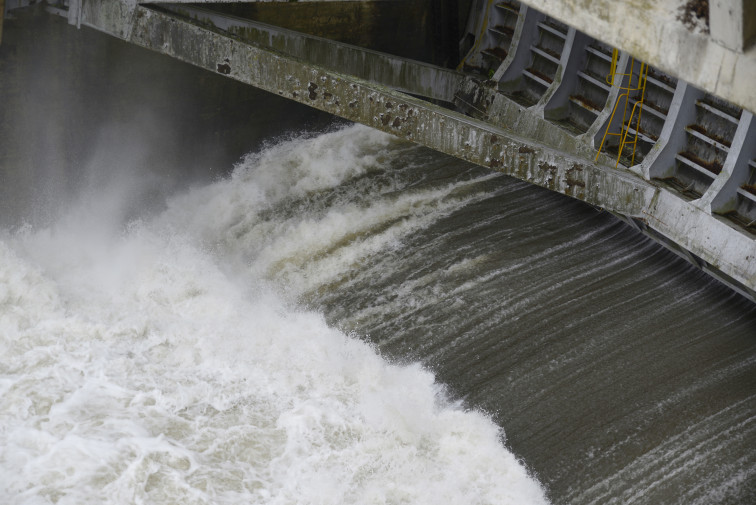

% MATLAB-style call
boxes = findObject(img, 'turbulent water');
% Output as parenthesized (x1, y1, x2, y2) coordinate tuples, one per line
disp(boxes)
(0, 126, 551, 504)
(2, 15, 755, 504)
(2, 123, 754, 505)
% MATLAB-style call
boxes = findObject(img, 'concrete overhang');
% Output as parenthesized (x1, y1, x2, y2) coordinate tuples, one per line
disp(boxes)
(519, 0, 756, 115)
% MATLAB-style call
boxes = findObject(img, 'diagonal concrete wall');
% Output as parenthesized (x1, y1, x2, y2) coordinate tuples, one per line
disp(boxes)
(155, 4, 465, 102)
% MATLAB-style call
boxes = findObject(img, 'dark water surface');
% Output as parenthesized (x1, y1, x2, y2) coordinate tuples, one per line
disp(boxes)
(1, 11, 754, 505)
(304, 148, 756, 504)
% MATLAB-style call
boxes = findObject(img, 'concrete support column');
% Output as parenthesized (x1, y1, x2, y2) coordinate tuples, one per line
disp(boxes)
(497, 7, 544, 90)
(1, 0, 5, 45)
(542, 31, 591, 120)
(584, 51, 630, 145)
(646, 83, 705, 180)
(534, 27, 579, 112)
(710, 0, 756, 52)
(704, 111, 756, 212)
(491, 3, 529, 81)
(638, 82, 693, 180)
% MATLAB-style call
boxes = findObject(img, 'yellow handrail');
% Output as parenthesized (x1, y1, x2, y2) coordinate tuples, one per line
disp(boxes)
(595, 52, 649, 168)
(607, 48, 618, 86)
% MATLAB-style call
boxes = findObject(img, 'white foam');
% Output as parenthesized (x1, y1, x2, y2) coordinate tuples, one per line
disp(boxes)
(0, 125, 548, 505)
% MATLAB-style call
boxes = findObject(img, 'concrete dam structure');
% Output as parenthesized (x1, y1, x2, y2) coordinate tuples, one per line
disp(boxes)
(3, 0, 756, 302)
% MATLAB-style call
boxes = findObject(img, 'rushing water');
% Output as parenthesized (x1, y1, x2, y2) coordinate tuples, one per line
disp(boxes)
(0, 125, 549, 505)
(1, 13, 755, 505)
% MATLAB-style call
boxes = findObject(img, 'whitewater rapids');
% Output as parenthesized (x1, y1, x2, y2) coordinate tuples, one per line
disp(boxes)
(0, 125, 549, 505)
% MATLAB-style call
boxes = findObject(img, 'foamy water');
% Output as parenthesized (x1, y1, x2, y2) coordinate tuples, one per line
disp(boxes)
(0, 125, 548, 504)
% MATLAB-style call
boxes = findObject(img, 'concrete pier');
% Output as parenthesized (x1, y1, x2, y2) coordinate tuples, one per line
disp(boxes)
(6, 0, 756, 302)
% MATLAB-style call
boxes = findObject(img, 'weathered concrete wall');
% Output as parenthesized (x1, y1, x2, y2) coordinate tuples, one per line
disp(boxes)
(157, 4, 464, 102)
(203, 0, 460, 67)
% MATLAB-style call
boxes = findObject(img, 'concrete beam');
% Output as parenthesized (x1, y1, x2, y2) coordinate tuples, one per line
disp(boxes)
(65, 3, 756, 299)
(519, 0, 756, 115)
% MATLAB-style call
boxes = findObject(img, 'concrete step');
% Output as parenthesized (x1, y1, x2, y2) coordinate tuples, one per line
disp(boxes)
(623, 124, 657, 144)
(482, 47, 508, 61)
(675, 95, 739, 185)
(551, 117, 590, 136)
(577, 70, 611, 91)
(645, 73, 675, 93)
(504, 15, 567, 106)
(546, 38, 611, 137)
(488, 25, 514, 38)
(523, 68, 552, 87)
(737, 185, 756, 205)
(727, 160, 756, 231)
(675, 153, 721, 177)
(537, 21, 567, 39)
(696, 99, 740, 124)
(585, 44, 612, 62)
(700, 96, 742, 121)
(629, 96, 667, 118)
(684, 125, 731, 152)
(606, 140, 645, 166)
(612, 97, 666, 146)
(530, 44, 560, 64)
(494, 1, 520, 14)
(741, 159, 756, 202)
(569, 94, 603, 114)
(682, 130, 728, 168)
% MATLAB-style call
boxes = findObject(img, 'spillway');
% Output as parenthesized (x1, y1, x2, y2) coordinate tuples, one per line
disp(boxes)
(1, 8, 754, 505)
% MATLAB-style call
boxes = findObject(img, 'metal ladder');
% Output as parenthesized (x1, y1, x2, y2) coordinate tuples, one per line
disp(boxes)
(596, 49, 649, 168)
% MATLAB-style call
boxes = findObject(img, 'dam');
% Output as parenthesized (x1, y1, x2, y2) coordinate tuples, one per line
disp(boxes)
(3, 0, 754, 302)
(0, 2, 755, 505)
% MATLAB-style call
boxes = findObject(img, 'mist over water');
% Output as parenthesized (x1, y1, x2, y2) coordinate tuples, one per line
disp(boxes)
(0, 126, 549, 504)
(2, 11, 755, 505)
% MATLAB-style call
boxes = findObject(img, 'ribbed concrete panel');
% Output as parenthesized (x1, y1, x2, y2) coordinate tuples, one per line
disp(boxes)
(519, 0, 756, 115)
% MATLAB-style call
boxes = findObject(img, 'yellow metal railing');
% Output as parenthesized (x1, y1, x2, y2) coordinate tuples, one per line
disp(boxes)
(595, 49, 649, 168)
